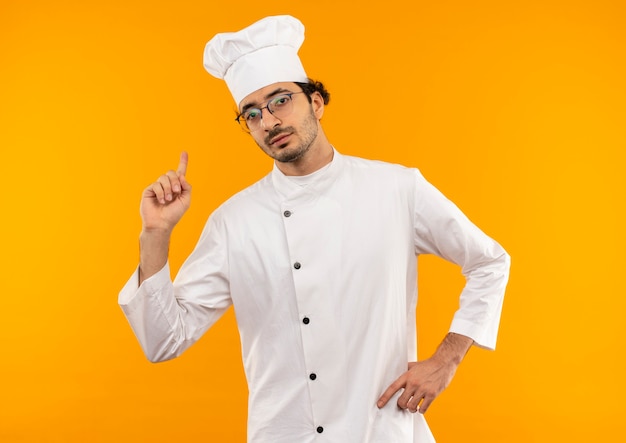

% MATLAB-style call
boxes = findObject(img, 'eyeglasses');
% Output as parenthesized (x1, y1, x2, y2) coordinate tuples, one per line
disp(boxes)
(235, 92, 305, 133)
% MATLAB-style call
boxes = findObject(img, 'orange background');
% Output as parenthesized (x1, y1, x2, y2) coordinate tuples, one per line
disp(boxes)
(1, 1, 625, 441)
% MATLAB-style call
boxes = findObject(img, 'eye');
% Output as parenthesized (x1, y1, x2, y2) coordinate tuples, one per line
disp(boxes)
(244, 109, 261, 122)
(271, 95, 290, 108)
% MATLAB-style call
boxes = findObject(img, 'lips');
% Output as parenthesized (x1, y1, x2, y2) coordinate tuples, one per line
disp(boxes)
(269, 132, 291, 146)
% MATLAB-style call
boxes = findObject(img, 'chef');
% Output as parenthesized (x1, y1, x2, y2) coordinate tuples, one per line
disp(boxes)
(119, 15, 510, 442)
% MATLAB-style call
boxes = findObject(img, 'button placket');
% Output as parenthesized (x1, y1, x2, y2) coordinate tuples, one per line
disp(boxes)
(281, 197, 347, 437)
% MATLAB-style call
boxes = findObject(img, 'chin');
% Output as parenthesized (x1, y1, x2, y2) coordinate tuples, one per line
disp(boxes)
(275, 146, 306, 163)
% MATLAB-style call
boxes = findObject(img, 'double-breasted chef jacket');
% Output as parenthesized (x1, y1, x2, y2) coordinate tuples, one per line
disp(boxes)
(119, 149, 510, 442)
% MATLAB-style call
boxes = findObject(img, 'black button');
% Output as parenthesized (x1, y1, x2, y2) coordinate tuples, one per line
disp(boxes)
(283, 210, 292, 217)
(293, 262, 301, 270)
(317, 426, 324, 434)
(309, 373, 317, 380)
(302, 317, 310, 325)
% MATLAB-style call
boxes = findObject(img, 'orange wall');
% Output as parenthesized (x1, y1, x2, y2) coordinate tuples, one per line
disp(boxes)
(1, 1, 625, 441)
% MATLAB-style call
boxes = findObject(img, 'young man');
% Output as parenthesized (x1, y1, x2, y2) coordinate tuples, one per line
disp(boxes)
(119, 15, 510, 442)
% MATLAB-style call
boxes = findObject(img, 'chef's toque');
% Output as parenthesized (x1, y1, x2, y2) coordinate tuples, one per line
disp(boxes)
(203, 15, 309, 105)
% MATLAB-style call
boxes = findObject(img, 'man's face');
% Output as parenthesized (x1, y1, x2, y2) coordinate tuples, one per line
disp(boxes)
(238, 82, 323, 164)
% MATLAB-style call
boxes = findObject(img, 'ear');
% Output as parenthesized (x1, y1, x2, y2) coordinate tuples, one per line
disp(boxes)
(311, 91, 325, 120)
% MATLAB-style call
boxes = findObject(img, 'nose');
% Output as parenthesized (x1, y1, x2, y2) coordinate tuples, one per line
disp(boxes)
(260, 107, 282, 130)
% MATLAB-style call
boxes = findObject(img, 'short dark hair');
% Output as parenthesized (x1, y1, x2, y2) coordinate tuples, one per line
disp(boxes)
(295, 79, 331, 105)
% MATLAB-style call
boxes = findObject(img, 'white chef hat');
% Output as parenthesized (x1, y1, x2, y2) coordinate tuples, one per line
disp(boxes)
(203, 15, 309, 105)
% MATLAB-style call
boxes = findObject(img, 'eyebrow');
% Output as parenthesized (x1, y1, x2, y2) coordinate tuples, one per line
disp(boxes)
(240, 88, 293, 113)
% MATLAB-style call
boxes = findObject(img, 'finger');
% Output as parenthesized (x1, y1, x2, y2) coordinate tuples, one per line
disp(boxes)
(397, 387, 415, 410)
(165, 170, 182, 194)
(147, 182, 166, 205)
(157, 174, 174, 202)
(407, 394, 424, 413)
(377, 378, 405, 408)
(418, 395, 434, 414)
(179, 173, 192, 192)
(177, 151, 188, 176)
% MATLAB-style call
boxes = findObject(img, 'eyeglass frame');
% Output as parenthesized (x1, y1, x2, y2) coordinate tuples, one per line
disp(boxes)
(235, 91, 306, 133)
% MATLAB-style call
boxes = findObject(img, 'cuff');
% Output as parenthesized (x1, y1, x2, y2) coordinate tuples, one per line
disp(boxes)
(118, 262, 171, 305)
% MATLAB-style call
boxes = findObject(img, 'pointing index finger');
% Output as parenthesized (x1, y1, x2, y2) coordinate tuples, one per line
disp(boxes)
(177, 151, 188, 176)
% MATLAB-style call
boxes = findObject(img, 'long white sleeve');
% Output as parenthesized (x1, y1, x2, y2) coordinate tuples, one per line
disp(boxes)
(118, 214, 232, 362)
(412, 170, 510, 350)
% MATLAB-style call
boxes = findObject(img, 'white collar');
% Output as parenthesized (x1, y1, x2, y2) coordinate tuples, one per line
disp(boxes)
(271, 148, 343, 201)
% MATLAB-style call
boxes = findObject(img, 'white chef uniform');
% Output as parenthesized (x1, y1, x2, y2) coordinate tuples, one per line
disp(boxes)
(119, 149, 510, 442)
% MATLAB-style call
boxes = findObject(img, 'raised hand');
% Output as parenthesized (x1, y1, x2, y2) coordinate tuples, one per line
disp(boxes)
(138, 152, 192, 283)
(140, 151, 192, 233)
